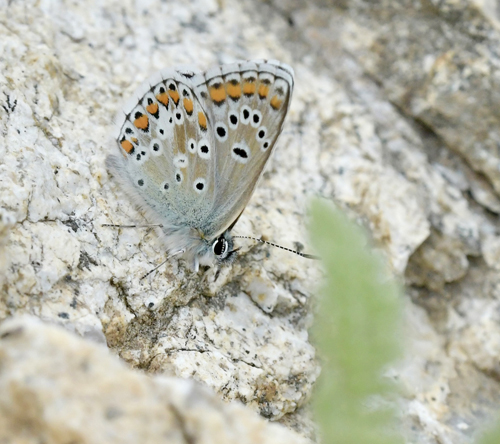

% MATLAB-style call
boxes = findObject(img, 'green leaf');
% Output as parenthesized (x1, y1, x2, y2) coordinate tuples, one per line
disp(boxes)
(309, 199, 404, 444)
(477, 417, 500, 444)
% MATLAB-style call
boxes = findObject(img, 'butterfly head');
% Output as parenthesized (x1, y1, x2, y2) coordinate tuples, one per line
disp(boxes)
(212, 234, 230, 259)
(180, 229, 237, 272)
(207, 231, 238, 265)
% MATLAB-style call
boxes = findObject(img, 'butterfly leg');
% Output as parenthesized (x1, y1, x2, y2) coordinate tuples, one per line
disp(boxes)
(140, 249, 185, 281)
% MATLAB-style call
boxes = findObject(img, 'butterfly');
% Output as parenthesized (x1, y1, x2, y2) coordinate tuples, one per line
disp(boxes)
(106, 59, 298, 272)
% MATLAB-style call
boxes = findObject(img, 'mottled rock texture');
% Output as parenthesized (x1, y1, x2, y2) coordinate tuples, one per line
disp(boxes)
(0, 316, 309, 444)
(1, 0, 500, 443)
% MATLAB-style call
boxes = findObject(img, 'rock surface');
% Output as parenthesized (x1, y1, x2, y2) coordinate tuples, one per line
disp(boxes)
(1, 0, 500, 443)
(0, 316, 309, 444)
(264, 0, 500, 442)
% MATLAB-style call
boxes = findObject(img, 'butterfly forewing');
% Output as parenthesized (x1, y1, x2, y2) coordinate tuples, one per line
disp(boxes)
(191, 60, 294, 238)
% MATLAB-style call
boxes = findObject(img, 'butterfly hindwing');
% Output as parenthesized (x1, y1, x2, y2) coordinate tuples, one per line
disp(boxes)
(110, 69, 216, 230)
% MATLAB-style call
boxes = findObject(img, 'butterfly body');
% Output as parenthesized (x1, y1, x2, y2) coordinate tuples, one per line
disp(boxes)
(107, 60, 294, 271)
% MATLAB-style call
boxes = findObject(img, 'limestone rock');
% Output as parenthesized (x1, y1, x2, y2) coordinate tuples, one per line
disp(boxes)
(268, 0, 500, 442)
(0, 316, 310, 444)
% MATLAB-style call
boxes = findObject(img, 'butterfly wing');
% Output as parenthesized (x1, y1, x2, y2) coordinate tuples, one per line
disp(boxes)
(107, 67, 218, 254)
(107, 60, 293, 264)
(189, 60, 294, 239)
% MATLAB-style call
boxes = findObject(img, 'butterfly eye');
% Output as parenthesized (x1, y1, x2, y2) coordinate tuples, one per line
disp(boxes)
(212, 237, 228, 257)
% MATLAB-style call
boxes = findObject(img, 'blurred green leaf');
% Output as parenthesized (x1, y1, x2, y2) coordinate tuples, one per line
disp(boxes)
(309, 199, 403, 444)
(477, 417, 500, 444)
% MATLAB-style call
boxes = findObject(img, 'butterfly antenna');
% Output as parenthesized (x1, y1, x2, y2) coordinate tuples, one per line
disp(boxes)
(140, 249, 185, 281)
(102, 224, 163, 228)
(233, 236, 319, 260)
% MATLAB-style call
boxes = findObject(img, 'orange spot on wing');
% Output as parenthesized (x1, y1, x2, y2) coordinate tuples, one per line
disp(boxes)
(168, 90, 180, 105)
(226, 81, 241, 100)
(183, 98, 194, 115)
(258, 84, 269, 99)
(270, 95, 283, 110)
(198, 111, 207, 131)
(209, 84, 226, 104)
(156, 92, 169, 107)
(243, 81, 256, 96)
(120, 139, 134, 154)
(133, 114, 149, 130)
(146, 103, 159, 115)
